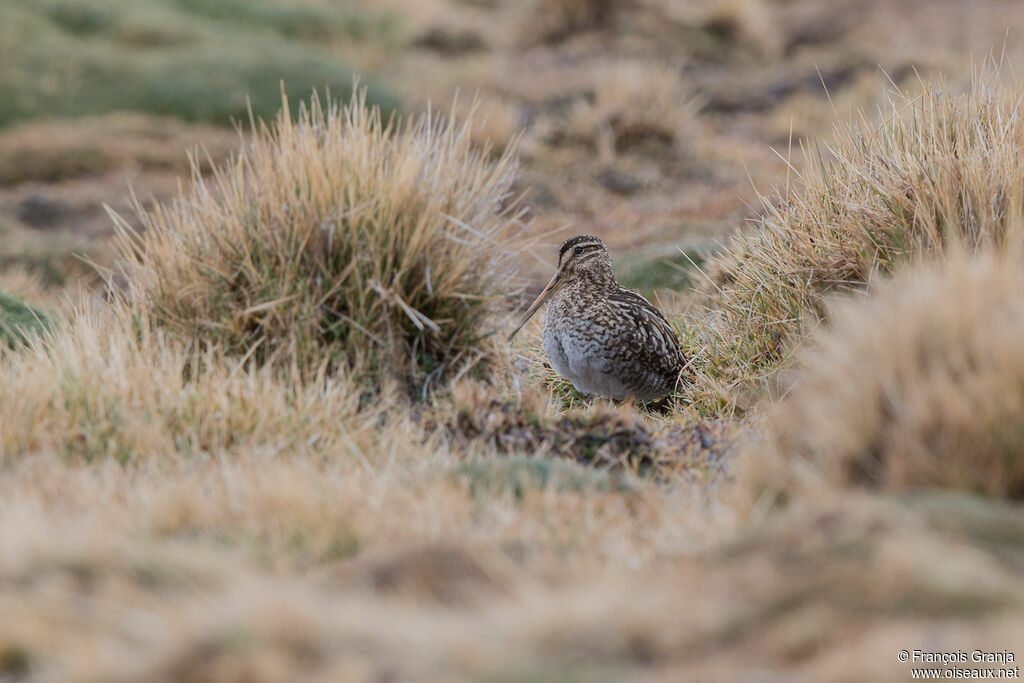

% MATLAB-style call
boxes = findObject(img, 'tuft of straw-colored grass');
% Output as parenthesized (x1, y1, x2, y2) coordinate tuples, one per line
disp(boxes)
(734, 251, 1024, 515)
(0, 307, 379, 466)
(111, 89, 525, 395)
(696, 67, 1024, 409)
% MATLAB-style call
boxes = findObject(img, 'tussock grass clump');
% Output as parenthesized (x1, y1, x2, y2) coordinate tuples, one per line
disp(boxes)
(114, 91, 523, 393)
(555, 60, 697, 155)
(704, 70, 1024, 401)
(736, 253, 1024, 513)
(173, 0, 398, 43)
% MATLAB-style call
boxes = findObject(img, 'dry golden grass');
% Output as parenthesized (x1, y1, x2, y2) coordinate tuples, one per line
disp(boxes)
(735, 251, 1024, 515)
(0, 306, 379, 465)
(0, 297, 723, 580)
(691, 68, 1024, 411)
(112, 90, 524, 393)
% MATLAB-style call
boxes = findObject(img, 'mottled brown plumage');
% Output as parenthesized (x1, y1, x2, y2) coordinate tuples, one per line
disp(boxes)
(509, 235, 685, 400)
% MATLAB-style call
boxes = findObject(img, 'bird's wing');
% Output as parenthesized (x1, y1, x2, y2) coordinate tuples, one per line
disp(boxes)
(607, 288, 683, 358)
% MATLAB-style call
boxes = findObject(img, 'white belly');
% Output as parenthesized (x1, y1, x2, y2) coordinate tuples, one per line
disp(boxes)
(543, 329, 633, 400)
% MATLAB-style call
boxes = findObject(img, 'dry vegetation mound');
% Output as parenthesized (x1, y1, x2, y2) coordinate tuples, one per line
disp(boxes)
(441, 380, 734, 480)
(702, 71, 1024, 405)
(113, 91, 524, 394)
(737, 253, 1024, 513)
(555, 59, 697, 155)
(521, 0, 618, 44)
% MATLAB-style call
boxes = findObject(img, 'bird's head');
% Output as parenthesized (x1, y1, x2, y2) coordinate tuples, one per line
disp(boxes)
(508, 235, 612, 340)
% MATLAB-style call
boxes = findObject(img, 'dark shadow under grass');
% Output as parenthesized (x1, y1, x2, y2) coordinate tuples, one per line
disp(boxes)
(442, 381, 738, 481)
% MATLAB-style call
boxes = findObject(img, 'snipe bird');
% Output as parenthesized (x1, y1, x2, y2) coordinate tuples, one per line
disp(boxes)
(509, 235, 685, 401)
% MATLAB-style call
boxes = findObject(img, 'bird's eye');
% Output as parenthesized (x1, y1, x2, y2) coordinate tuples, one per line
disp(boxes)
(573, 246, 584, 255)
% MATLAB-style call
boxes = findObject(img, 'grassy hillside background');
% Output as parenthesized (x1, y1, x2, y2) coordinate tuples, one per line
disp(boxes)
(2, 0, 1024, 680)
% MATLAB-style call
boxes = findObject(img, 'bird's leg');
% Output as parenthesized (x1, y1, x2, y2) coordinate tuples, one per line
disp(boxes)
(581, 395, 616, 409)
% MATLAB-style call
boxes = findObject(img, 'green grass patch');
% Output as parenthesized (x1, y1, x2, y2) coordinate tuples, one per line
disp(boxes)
(614, 239, 716, 297)
(0, 289, 52, 349)
(0, 1, 400, 128)
(456, 455, 627, 499)
(174, 0, 399, 43)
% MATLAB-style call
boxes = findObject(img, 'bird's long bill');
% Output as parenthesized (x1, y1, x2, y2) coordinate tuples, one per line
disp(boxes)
(508, 273, 561, 340)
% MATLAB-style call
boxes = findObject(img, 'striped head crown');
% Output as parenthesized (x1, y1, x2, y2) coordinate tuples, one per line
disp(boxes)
(557, 234, 608, 267)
